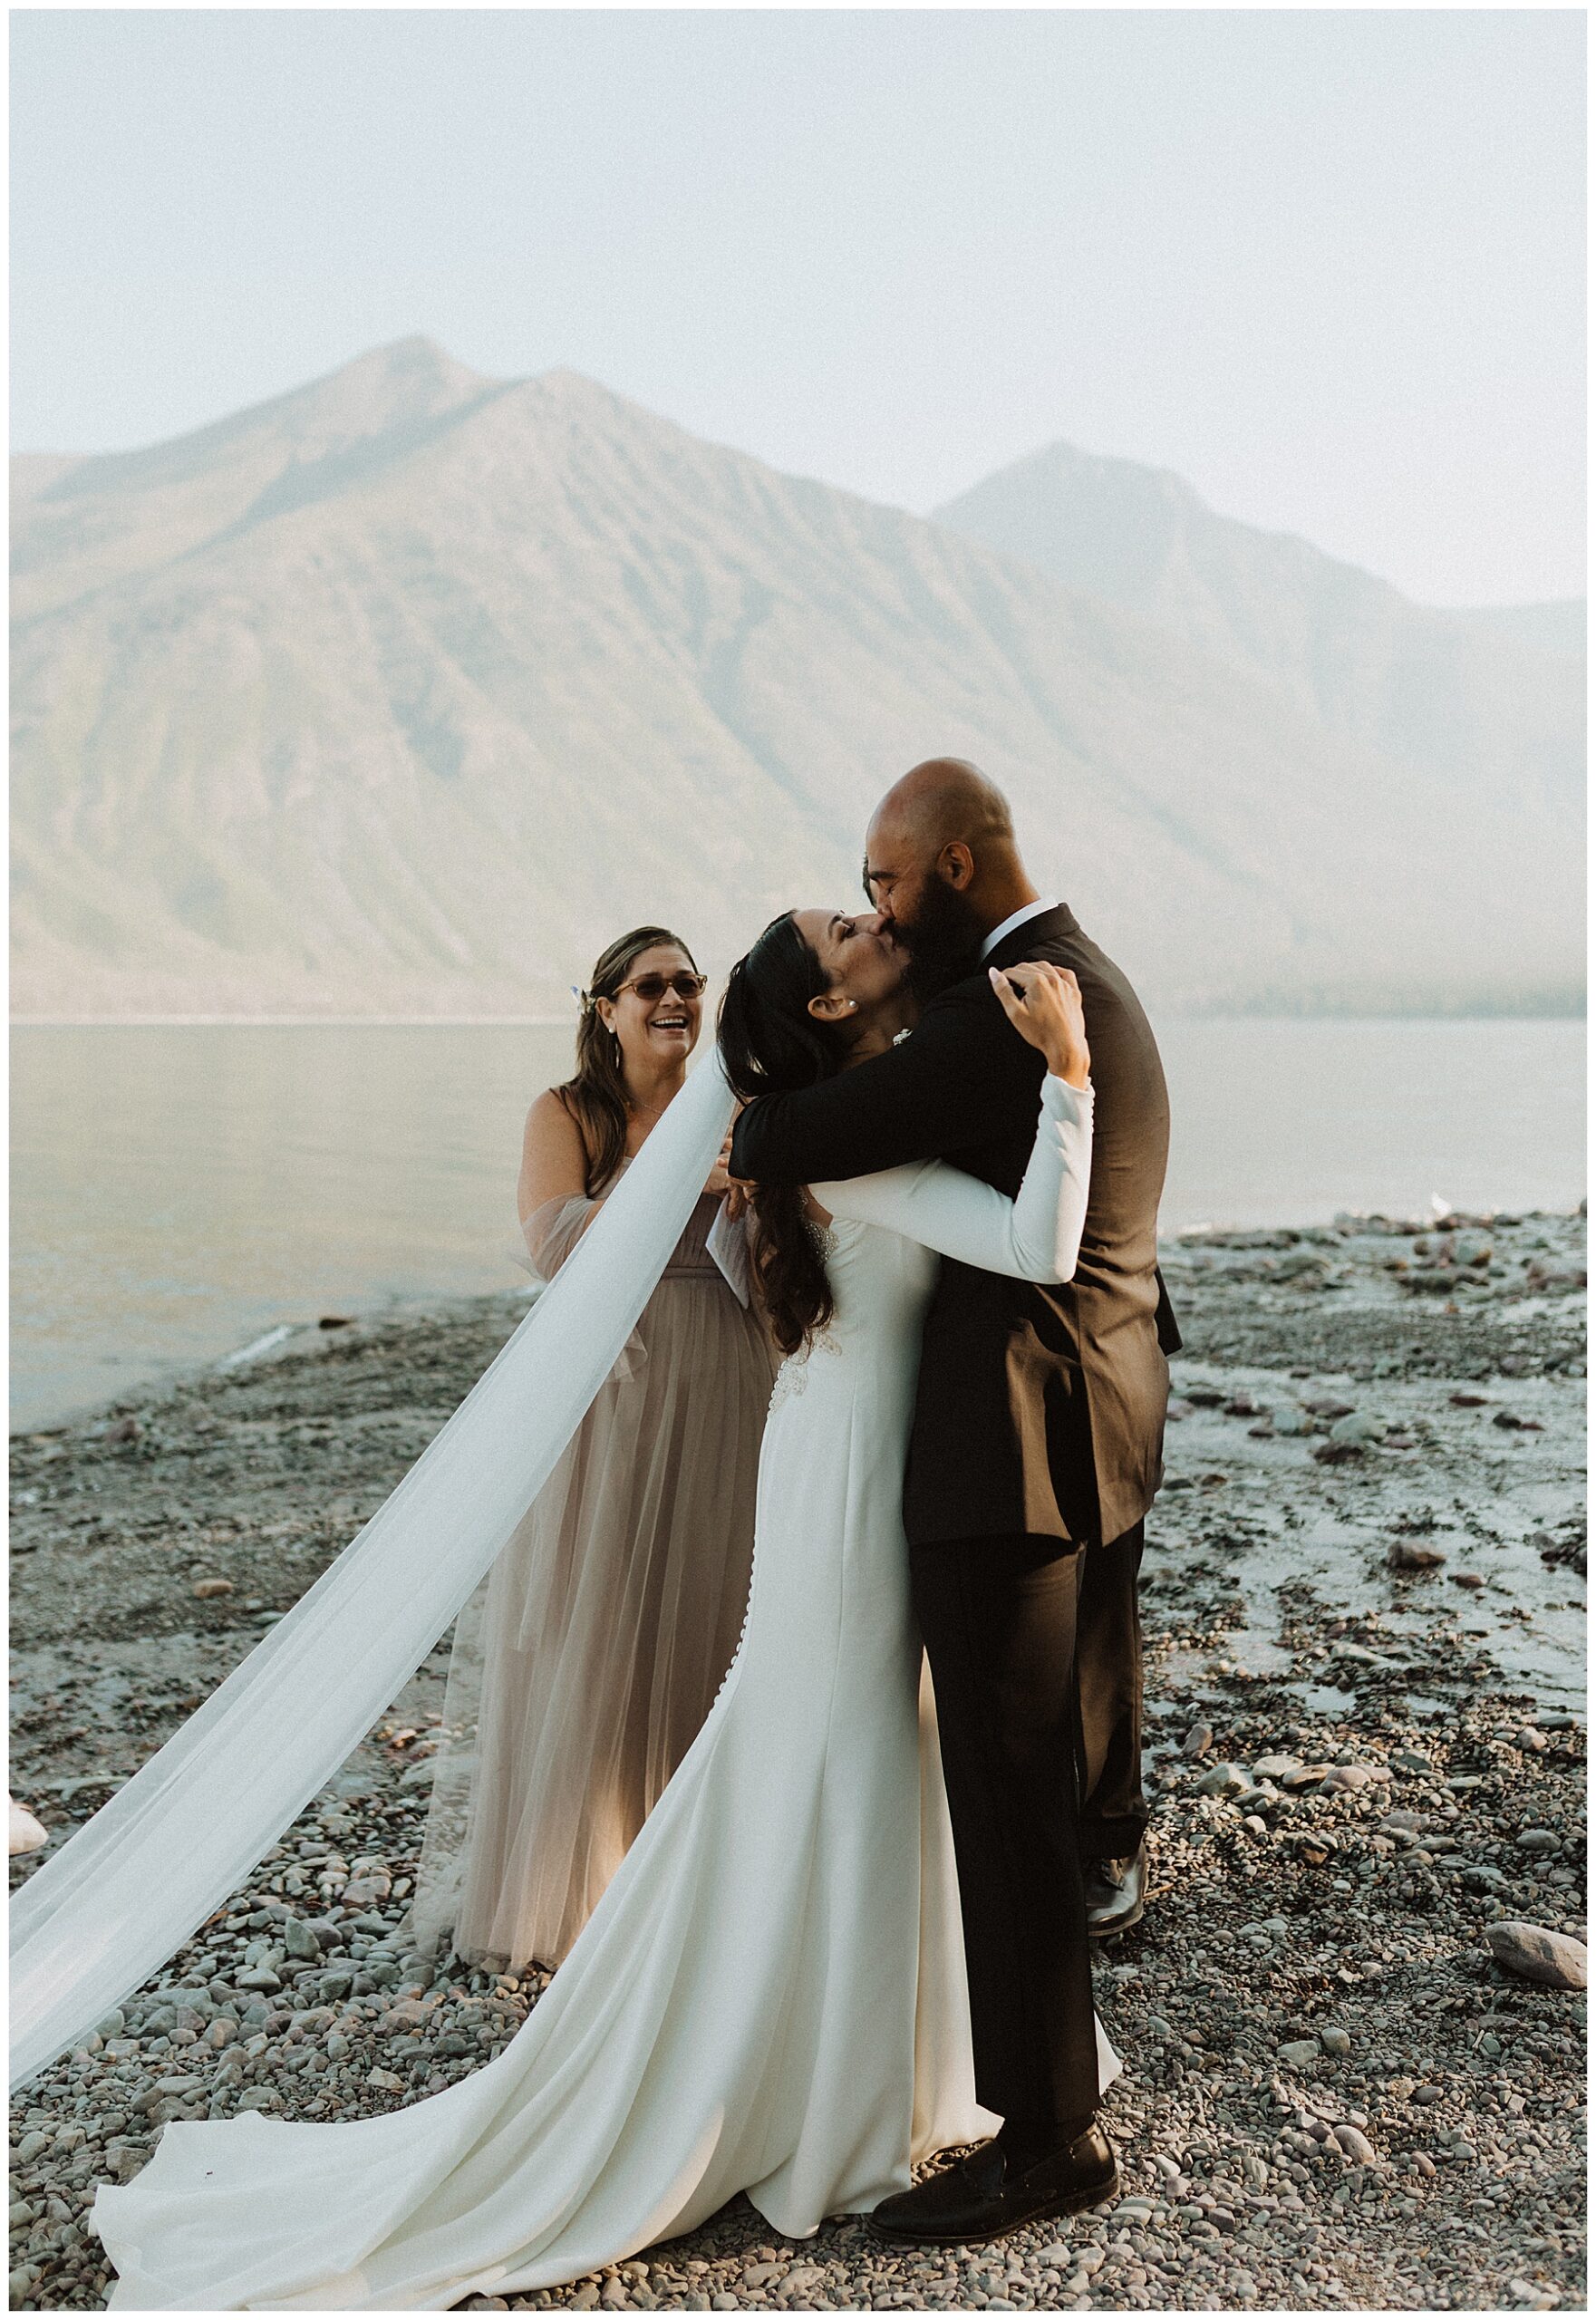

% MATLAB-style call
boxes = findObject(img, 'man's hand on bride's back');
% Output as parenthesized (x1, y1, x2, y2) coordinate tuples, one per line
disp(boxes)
(987, 962, 1091, 1089)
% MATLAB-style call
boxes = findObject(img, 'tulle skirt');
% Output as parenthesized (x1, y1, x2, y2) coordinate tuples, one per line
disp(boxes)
(412, 1271, 779, 1968)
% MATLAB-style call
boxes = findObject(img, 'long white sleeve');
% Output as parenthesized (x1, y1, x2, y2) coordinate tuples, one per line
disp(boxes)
(811, 1075, 1093, 1283)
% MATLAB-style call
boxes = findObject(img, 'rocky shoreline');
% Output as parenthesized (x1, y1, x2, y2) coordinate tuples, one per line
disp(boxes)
(10, 1204, 1587, 2312)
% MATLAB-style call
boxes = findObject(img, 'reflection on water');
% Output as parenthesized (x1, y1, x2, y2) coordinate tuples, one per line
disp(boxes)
(1149, 1543, 1582, 1721)
(1160, 1013, 1583, 1230)
(11, 1015, 1585, 1431)
(1212, 1627, 1296, 1679)
(12, 1023, 566, 1432)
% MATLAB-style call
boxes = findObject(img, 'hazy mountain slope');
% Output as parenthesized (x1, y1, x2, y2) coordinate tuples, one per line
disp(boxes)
(12, 342, 1582, 1019)
(1454, 599, 1587, 659)
(933, 444, 1584, 811)
(12, 340, 498, 623)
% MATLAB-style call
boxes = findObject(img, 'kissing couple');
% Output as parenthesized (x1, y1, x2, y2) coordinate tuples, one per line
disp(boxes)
(72, 757, 1179, 2308)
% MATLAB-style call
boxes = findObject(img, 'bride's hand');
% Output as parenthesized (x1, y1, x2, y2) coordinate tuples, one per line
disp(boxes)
(704, 1133, 736, 1200)
(988, 961, 1090, 1089)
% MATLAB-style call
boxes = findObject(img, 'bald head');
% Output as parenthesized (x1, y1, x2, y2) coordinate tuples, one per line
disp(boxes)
(864, 757, 1039, 964)
(876, 758, 1015, 857)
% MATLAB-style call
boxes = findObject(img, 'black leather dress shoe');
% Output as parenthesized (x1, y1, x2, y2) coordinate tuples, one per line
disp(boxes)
(870, 2124, 1118, 2246)
(1085, 1839, 1148, 1939)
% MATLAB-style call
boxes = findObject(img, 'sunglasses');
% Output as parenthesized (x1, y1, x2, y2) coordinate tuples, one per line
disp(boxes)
(613, 972, 708, 1003)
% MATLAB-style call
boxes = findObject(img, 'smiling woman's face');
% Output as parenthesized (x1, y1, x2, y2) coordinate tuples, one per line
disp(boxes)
(597, 942, 702, 1074)
(790, 909, 908, 1020)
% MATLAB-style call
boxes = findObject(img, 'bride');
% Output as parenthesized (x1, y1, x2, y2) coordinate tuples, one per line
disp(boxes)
(87, 909, 1116, 2310)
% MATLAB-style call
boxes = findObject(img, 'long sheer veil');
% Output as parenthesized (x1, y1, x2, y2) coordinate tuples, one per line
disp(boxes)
(405, 1167, 764, 1968)
(10, 1058, 735, 2091)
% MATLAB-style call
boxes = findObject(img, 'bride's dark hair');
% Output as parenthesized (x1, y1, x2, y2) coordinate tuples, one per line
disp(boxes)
(718, 913, 846, 1357)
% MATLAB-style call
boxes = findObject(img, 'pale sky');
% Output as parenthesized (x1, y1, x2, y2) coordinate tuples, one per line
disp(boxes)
(10, 8, 1586, 605)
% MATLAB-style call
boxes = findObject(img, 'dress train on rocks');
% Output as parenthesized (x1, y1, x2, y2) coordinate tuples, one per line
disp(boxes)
(93, 1078, 1117, 2311)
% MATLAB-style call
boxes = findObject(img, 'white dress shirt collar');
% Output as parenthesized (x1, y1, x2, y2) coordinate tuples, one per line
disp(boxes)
(979, 895, 1061, 963)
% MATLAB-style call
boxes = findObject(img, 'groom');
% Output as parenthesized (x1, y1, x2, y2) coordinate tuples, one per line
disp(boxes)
(730, 759, 1178, 2241)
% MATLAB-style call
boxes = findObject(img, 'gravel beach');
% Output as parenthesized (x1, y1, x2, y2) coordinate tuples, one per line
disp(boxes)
(10, 1204, 1586, 2313)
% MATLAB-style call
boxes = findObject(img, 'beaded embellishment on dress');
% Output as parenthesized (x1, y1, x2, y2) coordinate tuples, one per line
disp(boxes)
(768, 1355, 809, 1414)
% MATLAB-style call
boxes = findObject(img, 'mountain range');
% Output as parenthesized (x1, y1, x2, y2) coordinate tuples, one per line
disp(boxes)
(12, 336, 1584, 1020)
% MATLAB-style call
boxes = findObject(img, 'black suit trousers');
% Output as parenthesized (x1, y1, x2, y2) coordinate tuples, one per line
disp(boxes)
(910, 1524, 1148, 2125)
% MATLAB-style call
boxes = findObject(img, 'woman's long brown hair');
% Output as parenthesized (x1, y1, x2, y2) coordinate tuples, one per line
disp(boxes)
(556, 925, 701, 1194)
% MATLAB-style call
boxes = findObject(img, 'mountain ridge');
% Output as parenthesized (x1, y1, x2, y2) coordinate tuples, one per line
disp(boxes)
(933, 435, 1584, 633)
(11, 341, 1583, 1021)
(932, 442, 1583, 804)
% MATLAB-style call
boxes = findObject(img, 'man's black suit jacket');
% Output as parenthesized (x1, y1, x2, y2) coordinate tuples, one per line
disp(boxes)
(730, 903, 1180, 1548)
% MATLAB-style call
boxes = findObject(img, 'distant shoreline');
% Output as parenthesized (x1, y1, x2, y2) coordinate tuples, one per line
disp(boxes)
(16, 1018, 1582, 1440)
(9, 1016, 576, 1030)
(11, 1005, 1589, 1029)
(12, 1286, 538, 1443)
(15, 1199, 1586, 1442)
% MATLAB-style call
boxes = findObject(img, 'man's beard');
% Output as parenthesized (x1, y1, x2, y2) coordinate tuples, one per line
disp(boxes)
(897, 880, 985, 1002)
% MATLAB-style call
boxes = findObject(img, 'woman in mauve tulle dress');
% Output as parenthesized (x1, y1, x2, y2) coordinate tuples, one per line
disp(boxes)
(411, 926, 779, 1971)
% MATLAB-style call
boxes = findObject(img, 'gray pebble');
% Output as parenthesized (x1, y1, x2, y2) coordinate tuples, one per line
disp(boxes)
(1484, 1922, 1587, 1989)
(1319, 1762, 1391, 1793)
(1330, 1411, 1387, 1446)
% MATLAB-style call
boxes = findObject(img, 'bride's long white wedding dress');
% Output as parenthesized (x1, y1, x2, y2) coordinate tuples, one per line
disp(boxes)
(93, 1076, 1117, 2312)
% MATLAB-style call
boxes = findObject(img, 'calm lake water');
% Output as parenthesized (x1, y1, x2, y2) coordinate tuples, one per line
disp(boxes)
(11, 1018, 1585, 1431)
